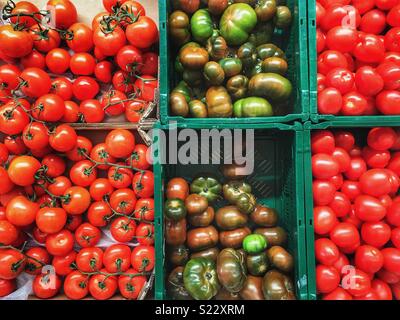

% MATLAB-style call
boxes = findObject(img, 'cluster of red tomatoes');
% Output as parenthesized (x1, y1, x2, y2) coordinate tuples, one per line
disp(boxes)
(316, 0, 400, 115)
(312, 127, 400, 300)
(0, 127, 155, 300)
(0, 0, 159, 128)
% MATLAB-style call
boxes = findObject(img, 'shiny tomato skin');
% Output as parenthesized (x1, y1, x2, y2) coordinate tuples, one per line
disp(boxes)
(118, 269, 147, 300)
(36, 207, 67, 234)
(87, 201, 112, 227)
(361, 221, 391, 248)
(344, 157, 367, 181)
(135, 223, 154, 246)
(69, 160, 98, 187)
(387, 5, 400, 27)
(341, 92, 368, 116)
(134, 198, 155, 222)
(359, 169, 392, 197)
(49, 124, 78, 153)
(89, 178, 114, 201)
(385, 27, 400, 53)
(6, 195, 39, 227)
(355, 66, 384, 97)
(45, 229, 75, 256)
(66, 136, 93, 162)
(79, 99, 105, 123)
(342, 268, 371, 297)
(89, 143, 116, 171)
(64, 270, 89, 300)
(126, 16, 159, 49)
(105, 129, 135, 159)
(315, 238, 340, 266)
(0, 26, 33, 58)
(322, 287, 352, 300)
(30, 26, 61, 53)
(103, 244, 131, 273)
(32, 93, 65, 122)
(312, 154, 340, 179)
(94, 61, 113, 83)
(371, 279, 393, 300)
(0, 278, 16, 297)
(66, 23, 94, 53)
(376, 62, 400, 91)
(88, 270, 118, 300)
(75, 223, 101, 248)
(354, 245, 384, 274)
(32, 273, 62, 299)
(51, 77, 73, 101)
(330, 222, 360, 248)
(70, 53, 96, 76)
(368, 127, 397, 151)
(93, 26, 126, 57)
(360, 9, 387, 35)
(52, 250, 77, 276)
(76, 247, 103, 272)
(72, 77, 100, 101)
(314, 206, 338, 235)
(326, 26, 358, 53)
(62, 186, 91, 215)
(21, 50, 46, 69)
(47, 0, 78, 29)
(25, 247, 50, 275)
(61, 101, 80, 123)
(329, 192, 351, 217)
(354, 34, 386, 63)
(45, 48, 70, 74)
(131, 245, 155, 272)
(362, 147, 390, 168)
(134, 76, 157, 102)
(313, 180, 336, 206)
(381, 248, 400, 273)
(110, 217, 136, 243)
(311, 130, 335, 154)
(132, 170, 154, 198)
(316, 264, 341, 294)
(0, 220, 18, 246)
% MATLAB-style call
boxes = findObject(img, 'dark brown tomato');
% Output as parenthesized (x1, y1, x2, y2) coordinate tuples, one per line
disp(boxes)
(186, 226, 219, 252)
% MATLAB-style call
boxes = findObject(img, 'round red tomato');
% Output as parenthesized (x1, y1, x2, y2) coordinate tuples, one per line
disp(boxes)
(376, 62, 400, 90)
(371, 279, 393, 300)
(0, 220, 18, 246)
(126, 16, 158, 49)
(134, 198, 154, 222)
(116, 45, 143, 73)
(127, 144, 151, 171)
(93, 26, 126, 57)
(354, 195, 387, 222)
(359, 169, 392, 197)
(51, 77, 73, 101)
(62, 186, 91, 215)
(32, 273, 61, 299)
(360, 9, 387, 35)
(87, 201, 112, 227)
(361, 221, 391, 248)
(45, 229, 74, 256)
(342, 268, 371, 297)
(312, 154, 340, 179)
(72, 76, 100, 101)
(313, 180, 336, 206)
(75, 223, 101, 248)
(314, 206, 338, 235)
(381, 248, 400, 273)
(65, 214, 82, 232)
(89, 178, 114, 201)
(385, 27, 400, 53)
(47, 0, 77, 29)
(118, 269, 147, 300)
(311, 130, 335, 154)
(22, 122, 48, 150)
(316, 264, 341, 294)
(354, 34, 385, 63)
(132, 170, 154, 198)
(70, 53, 96, 75)
(109, 188, 136, 215)
(315, 238, 340, 266)
(66, 136, 93, 162)
(0, 278, 16, 297)
(25, 247, 50, 275)
(36, 207, 67, 234)
(166, 178, 189, 201)
(32, 94, 65, 122)
(100, 90, 127, 116)
(30, 26, 61, 53)
(322, 287, 352, 300)
(79, 99, 105, 123)
(108, 165, 133, 189)
(94, 61, 113, 83)
(66, 23, 93, 53)
(141, 52, 159, 76)
(105, 129, 135, 159)
(355, 66, 384, 97)
(330, 222, 360, 248)
(134, 76, 158, 102)
(112, 70, 134, 93)
(76, 247, 103, 272)
(103, 244, 131, 273)
(135, 223, 154, 246)
(21, 50, 46, 69)
(318, 50, 348, 75)
(0, 26, 33, 58)
(110, 217, 136, 243)
(70, 160, 97, 187)
(329, 192, 351, 217)
(131, 245, 155, 272)
(49, 124, 77, 153)
(0, 100, 30, 136)
(0, 249, 25, 280)
(6, 195, 39, 227)
(45, 48, 70, 74)
(88, 270, 117, 300)
(354, 245, 384, 274)
(52, 250, 76, 276)
(64, 271, 89, 300)
(61, 101, 80, 123)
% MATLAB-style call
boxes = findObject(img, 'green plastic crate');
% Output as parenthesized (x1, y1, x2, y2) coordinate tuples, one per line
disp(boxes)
(158, 0, 309, 125)
(303, 121, 400, 300)
(307, 0, 400, 124)
(153, 122, 308, 300)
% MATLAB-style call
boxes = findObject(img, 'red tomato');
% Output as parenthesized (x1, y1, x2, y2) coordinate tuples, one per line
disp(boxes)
(126, 16, 158, 49)
(62, 101, 80, 123)
(20, 67, 51, 98)
(94, 61, 113, 83)
(45, 229, 74, 256)
(322, 287, 352, 300)
(46, 48, 70, 74)
(311, 130, 335, 154)
(32, 94, 65, 123)
(105, 129, 135, 159)
(79, 99, 105, 123)
(52, 251, 77, 276)
(341, 92, 368, 115)
(112, 70, 134, 93)
(134, 198, 154, 222)
(76, 247, 103, 272)
(66, 23, 94, 53)
(126, 144, 151, 171)
(47, 0, 78, 29)
(74, 222, 101, 248)
(0, 220, 18, 246)
(90, 143, 116, 170)
(326, 27, 357, 53)
(134, 76, 158, 102)
(334, 131, 354, 151)
(64, 271, 89, 300)
(72, 77, 100, 101)
(362, 147, 391, 168)
(65, 214, 82, 232)
(330, 192, 351, 217)
(49, 124, 77, 152)
(313, 180, 336, 206)
(360, 9, 387, 34)
(25, 247, 50, 275)
(62, 186, 91, 215)
(116, 45, 143, 73)
(87, 201, 112, 227)
(332, 252, 350, 275)
(132, 170, 154, 198)
(315, 238, 340, 266)
(30, 26, 61, 53)
(344, 157, 367, 181)
(354, 245, 384, 274)
(131, 245, 154, 272)
(312, 154, 340, 179)
(377, 268, 400, 284)
(32, 273, 61, 299)
(316, 264, 341, 294)
(22, 122, 48, 150)
(342, 268, 371, 297)
(359, 169, 392, 198)
(314, 206, 338, 235)
(361, 221, 392, 248)
(93, 26, 126, 57)
(109, 188, 136, 215)
(387, 5, 400, 27)
(0, 26, 33, 58)
(332, 148, 351, 173)
(141, 52, 159, 76)
(6, 195, 39, 226)
(376, 62, 400, 90)
(110, 217, 136, 243)
(21, 50, 46, 69)
(376, 91, 400, 115)
(51, 77, 73, 101)
(330, 222, 360, 248)
(381, 248, 400, 273)
(89, 178, 114, 201)
(0, 249, 25, 280)
(354, 66, 384, 97)
(108, 165, 133, 189)
(88, 270, 117, 300)
(368, 127, 397, 151)
(354, 34, 385, 63)
(118, 269, 147, 300)
(0, 100, 30, 136)
(100, 90, 127, 116)
(392, 227, 400, 248)
(0, 278, 16, 297)
(321, 5, 360, 32)
(391, 282, 400, 300)
(371, 279, 393, 300)
(102, 0, 129, 12)
(36, 207, 67, 234)
(70, 53, 96, 75)
(375, 0, 398, 10)
(66, 136, 93, 162)
(10, 1, 40, 27)
(385, 27, 400, 52)
(135, 223, 154, 246)
(69, 160, 98, 187)
(103, 244, 131, 273)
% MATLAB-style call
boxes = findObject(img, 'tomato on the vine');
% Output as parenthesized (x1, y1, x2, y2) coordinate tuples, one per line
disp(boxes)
(63, 270, 89, 300)
(75, 223, 101, 248)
